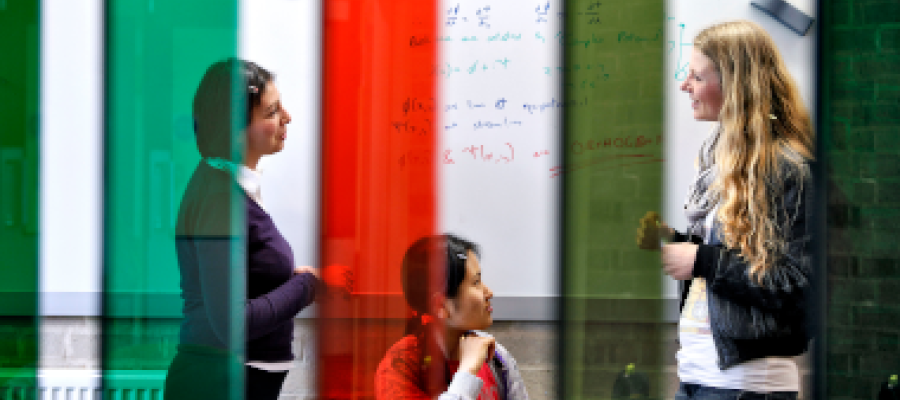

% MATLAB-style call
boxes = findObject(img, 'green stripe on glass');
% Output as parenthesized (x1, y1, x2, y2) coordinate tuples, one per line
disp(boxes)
(104, 1, 240, 399)
(561, 0, 666, 398)
(0, 0, 40, 396)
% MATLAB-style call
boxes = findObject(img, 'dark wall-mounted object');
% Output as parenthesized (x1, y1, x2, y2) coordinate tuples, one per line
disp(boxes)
(751, 0, 815, 36)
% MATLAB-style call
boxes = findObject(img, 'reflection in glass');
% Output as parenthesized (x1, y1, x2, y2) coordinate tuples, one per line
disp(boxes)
(318, 0, 439, 399)
(561, 0, 666, 398)
(0, 0, 39, 396)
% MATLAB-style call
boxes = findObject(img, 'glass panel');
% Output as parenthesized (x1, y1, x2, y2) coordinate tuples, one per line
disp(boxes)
(104, 1, 240, 398)
(821, 0, 900, 398)
(319, 0, 438, 398)
(0, 0, 40, 396)
(562, 0, 666, 398)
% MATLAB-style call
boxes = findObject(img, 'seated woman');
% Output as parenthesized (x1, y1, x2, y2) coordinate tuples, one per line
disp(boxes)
(375, 235, 529, 400)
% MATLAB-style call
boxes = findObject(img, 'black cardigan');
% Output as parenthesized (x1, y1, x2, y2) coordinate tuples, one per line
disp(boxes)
(673, 162, 814, 369)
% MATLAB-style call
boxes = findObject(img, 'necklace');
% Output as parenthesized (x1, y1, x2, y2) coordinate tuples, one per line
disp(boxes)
(204, 157, 239, 174)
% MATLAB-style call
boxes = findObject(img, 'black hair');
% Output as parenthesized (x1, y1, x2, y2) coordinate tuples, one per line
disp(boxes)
(192, 58, 274, 160)
(401, 234, 480, 334)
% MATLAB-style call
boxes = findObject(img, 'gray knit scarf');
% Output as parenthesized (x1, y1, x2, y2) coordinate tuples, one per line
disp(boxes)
(684, 127, 721, 240)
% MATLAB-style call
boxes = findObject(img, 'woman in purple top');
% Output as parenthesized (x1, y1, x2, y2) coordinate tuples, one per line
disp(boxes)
(164, 59, 322, 400)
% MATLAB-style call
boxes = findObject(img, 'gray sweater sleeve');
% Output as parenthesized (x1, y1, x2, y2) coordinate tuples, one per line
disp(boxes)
(441, 372, 484, 400)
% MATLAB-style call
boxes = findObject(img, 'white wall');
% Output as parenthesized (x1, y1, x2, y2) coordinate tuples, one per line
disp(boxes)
(40, 0, 104, 315)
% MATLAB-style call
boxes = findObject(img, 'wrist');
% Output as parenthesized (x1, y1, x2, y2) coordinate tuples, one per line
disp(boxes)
(663, 226, 675, 241)
(693, 244, 717, 279)
(460, 360, 480, 376)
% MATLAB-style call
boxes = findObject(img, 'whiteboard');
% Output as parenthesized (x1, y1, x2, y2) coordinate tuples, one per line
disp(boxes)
(38, 0, 816, 311)
(663, 0, 816, 296)
(438, 0, 563, 298)
(241, 0, 322, 269)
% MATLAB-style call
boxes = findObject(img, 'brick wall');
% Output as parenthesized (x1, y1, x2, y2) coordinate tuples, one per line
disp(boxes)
(36, 318, 557, 400)
(823, 0, 900, 399)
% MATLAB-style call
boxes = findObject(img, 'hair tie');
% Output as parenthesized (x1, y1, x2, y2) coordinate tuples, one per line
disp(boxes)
(456, 253, 467, 259)
(411, 310, 433, 325)
(248, 85, 259, 94)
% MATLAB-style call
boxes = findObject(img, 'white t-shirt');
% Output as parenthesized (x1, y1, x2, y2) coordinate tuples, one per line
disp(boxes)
(677, 203, 799, 392)
(677, 279, 799, 391)
(237, 166, 264, 208)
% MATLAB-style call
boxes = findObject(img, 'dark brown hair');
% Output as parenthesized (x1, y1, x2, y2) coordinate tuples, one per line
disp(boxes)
(192, 58, 274, 160)
(401, 234, 480, 334)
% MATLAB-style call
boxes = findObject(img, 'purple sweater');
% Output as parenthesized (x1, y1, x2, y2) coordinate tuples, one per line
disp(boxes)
(175, 162, 318, 361)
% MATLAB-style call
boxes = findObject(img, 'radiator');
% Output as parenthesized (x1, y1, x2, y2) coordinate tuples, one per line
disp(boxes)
(0, 369, 166, 400)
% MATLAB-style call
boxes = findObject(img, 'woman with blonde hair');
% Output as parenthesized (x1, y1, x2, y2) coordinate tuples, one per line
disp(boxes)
(656, 20, 814, 400)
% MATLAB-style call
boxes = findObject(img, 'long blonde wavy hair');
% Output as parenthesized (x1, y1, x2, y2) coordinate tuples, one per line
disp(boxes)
(696, 20, 813, 282)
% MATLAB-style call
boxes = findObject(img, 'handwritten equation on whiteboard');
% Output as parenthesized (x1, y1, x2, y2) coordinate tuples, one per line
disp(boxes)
(423, 22, 691, 87)
(420, 9, 691, 82)
(439, 0, 565, 180)
(443, 1, 567, 28)
(392, 91, 663, 175)
(389, 1, 680, 179)
(396, 137, 664, 177)
(390, 96, 589, 136)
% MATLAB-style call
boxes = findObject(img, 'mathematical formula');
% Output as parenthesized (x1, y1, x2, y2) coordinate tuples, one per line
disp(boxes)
(521, 97, 589, 114)
(395, 139, 664, 179)
(445, 3, 493, 28)
(440, 58, 511, 78)
(429, 29, 661, 47)
(437, 22, 688, 81)
(391, 96, 597, 137)
(397, 142, 523, 171)
(443, 2, 568, 28)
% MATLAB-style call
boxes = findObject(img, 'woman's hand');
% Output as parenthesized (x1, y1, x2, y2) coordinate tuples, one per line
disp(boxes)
(296, 265, 354, 301)
(662, 243, 698, 280)
(458, 333, 495, 376)
(321, 265, 354, 297)
(294, 265, 319, 278)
